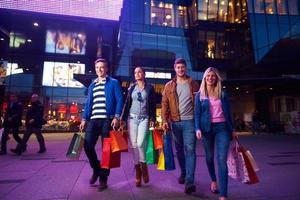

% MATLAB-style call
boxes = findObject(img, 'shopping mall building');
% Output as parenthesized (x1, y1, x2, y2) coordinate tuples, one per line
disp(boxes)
(0, 0, 299, 133)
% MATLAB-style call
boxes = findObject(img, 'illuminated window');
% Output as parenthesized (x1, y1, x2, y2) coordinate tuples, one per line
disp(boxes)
(9, 33, 26, 48)
(151, 1, 174, 27)
(178, 6, 189, 28)
(276, 0, 288, 15)
(207, 0, 218, 21)
(218, 0, 229, 22)
(197, 0, 208, 20)
(265, 0, 276, 14)
(254, 0, 265, 13)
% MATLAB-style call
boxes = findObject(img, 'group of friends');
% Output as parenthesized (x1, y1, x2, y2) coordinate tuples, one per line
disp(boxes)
(79, 57, 236, 200)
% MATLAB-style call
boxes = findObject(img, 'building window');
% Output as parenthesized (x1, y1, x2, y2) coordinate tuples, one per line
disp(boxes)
(198, 0, 208, 20)
(218, 0, 229, 22)
(276, 0, 288, 15)
(288, 0, 299, 15)
(254, 0, 265, 13)
(265, 0, 276, 14)
(207, 0, 218, 21)
(177, 6, 188, 28)
(151, 1, 174, 27)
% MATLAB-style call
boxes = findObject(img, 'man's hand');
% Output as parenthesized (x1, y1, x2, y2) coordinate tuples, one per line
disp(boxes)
(196, 130, 202, 140)
(162, 122, 169, 132)
(111, 118, 119, 130)
(79, 120, 86, 131)
(149, 121, 155, 128)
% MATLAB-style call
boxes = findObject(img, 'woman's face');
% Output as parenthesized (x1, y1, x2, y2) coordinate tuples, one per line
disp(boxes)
(205, 71, 217, 87)
(134, 67, 145, 81)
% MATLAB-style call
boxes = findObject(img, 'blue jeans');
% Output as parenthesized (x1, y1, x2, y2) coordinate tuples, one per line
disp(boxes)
(128, 116, 149, 164)
(171, 119, 196, 185)
(202, 122, 231, 197)
(84, 119, 111, 182)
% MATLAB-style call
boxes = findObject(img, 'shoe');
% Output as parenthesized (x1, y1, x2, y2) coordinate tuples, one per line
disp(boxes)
(140, 162, 149, 183)
(10, 148, 21, 155)
(37, 148, 46, 153)
(178, 175, 185, 184)
(89, 172, 99, 184)
(210, 181, 220, 194)
(211, 188, 220, 194)
(184, 184, 196, 194)
(0, 150, 7, 155)
(98, 180, 108, 192)
(135, 164, 142, 187)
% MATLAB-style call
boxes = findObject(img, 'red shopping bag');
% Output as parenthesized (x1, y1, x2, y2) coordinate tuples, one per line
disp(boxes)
(101, 138, 121, 169)
(239, 145, 259, 184)
(109, 128, 128, 153)
(153, 128, 163, 150)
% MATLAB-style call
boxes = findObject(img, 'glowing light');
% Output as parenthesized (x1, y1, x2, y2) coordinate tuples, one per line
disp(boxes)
(33, 22, 39, 27)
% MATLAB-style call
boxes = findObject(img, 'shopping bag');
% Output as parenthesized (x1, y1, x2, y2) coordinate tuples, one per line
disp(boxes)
(0, 128, 3, 142)
(239, 145, 259, 184)
(109, 128, 128, 153)
(157, 150, 165, 170)
(145, 129, 158, 164)
(153, 128, 163, 150)
(101, 138, 121, 169)
(245, 150, 259, 172)
(163, 133, 175, 170)
(66, 132, 85, 160)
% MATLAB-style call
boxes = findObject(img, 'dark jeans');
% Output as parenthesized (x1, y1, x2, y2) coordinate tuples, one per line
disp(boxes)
(1, 126, 22, 152)
(20, 127, 46, 151)
(84, 119, 112, 182)
(202, 122, 231, 197)
(171, 119, 196, 186)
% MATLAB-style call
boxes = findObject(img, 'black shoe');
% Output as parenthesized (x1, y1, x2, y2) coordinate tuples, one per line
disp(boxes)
(184, 185, 196, 194)
(37, 148, 46, 153)
(10, 148, 21, 155)
(90, 172, 99, 184)
(178, 176, 185, 184)
(98, 180, 108, 192)
(0, 150, 7, 155)
(211, 188, 220, 194)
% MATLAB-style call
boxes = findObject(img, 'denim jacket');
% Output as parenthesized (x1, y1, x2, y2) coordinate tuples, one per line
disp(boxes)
(194, 91, 234, 134)
(82, 76, 123, 121)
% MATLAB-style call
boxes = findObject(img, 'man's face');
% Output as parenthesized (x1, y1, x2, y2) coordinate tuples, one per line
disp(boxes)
(174, 63, 186, 78)
(95, 62, 107, 78)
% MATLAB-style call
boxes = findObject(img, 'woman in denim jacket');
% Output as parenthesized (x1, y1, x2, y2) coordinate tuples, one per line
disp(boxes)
(194, 67, 236, 200)
(121, 67, 156, 187)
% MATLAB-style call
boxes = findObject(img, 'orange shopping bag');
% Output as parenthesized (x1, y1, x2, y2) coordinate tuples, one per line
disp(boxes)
(110, 127, 128, 153)
(101, 138, 121, 169)
(153, 128, 163, 150)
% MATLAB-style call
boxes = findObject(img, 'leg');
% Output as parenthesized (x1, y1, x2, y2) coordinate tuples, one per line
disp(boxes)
(182, 120, 196, 194)
(12, 127, 33, 154)
(215, 123, 231, 198)
(202, 132, 217, 183)
(171, 121, 186, 183)
(33, 127, 46, 153)
(12, 126, 22, 144)
(0, 127, 10, 154)
(128, 118, 139, 164)
(137, 118, 149, 183)
(84, 120, 101, 183)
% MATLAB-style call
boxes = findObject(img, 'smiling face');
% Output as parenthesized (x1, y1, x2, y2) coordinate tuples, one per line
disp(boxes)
(134, 67, 145, 81)
(174, 63, 186, 78)
(205, 71, 218, 87)
(95, 61, 107, 78)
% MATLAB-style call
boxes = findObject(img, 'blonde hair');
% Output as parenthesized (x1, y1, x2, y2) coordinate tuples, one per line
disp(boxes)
(199, 67, 222, 99)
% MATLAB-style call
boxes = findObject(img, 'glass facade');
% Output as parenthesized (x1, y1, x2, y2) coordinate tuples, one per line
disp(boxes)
(251, 0, 299, 15)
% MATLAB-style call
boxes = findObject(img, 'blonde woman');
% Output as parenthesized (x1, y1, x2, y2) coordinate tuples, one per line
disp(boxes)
(194, 67, 236, 200)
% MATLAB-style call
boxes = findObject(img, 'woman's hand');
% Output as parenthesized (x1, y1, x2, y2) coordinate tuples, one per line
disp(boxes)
(162, 122, 169, 132)
(79, 120, 86, 131)
(149, 120, 155, 128)
(196, 130, 202, 140)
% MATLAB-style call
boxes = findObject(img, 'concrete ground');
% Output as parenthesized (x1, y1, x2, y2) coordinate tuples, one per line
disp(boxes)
(0, 132, 300, 200)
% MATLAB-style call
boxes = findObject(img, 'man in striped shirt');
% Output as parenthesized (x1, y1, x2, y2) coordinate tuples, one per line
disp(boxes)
(79, 58, 123, 191)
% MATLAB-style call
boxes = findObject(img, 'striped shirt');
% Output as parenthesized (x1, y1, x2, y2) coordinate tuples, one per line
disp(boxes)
(91, 79, 106, 119)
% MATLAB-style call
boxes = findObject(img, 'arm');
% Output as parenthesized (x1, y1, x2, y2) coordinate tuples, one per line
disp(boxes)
(149, 85, 156, 123)
(113, 80, 124, 118)
(161, 85, 170, 131)
(194, 92, 202, 132)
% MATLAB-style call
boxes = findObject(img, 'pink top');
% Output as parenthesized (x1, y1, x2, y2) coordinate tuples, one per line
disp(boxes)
(209, 98, 226, 123)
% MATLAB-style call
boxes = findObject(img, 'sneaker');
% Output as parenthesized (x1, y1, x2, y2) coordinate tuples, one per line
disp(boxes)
(89, 172, 99, 184)
(98, 180, 108, 192)
(184, 184, 196, 194)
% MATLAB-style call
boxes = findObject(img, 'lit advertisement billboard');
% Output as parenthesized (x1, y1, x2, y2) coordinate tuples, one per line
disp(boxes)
(45, 30, 86, 55)
(0, 0, 123, 21)
(42, 61, 85, 88)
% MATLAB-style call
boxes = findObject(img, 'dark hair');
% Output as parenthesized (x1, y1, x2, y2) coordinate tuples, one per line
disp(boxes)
(174, 58, 186, 67)
(134, 66, 145, 74)
(94, 58, 108, 67)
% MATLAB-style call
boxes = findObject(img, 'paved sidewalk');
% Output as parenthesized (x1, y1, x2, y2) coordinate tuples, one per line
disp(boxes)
(0, 133, 300, 200)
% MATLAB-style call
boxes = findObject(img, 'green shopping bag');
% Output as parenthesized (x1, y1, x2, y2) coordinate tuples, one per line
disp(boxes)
(145, 129, 158, 164)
